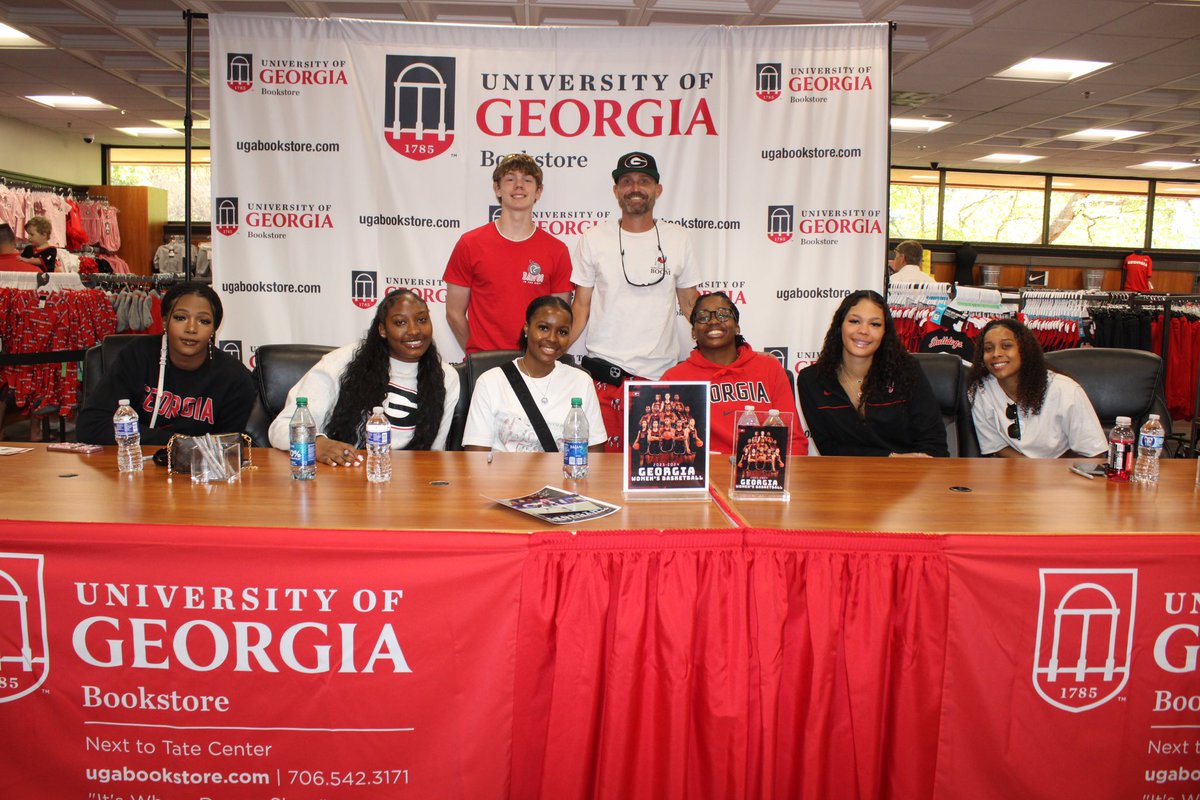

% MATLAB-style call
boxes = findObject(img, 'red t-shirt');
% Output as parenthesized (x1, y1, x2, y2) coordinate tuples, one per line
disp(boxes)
(1124, 253, 1152, 292)
(442, 222, 573, 354)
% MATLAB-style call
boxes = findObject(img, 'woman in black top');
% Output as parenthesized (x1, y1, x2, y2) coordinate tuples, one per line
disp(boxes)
(76, 283, 256, 445)
(797, 289, 947, 457)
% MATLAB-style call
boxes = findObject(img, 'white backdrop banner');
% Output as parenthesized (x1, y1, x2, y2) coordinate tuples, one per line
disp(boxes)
(210, 16, 889, 376)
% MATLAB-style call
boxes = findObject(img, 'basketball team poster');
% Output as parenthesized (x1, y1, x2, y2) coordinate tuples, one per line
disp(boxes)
(623, 381, 709, 494)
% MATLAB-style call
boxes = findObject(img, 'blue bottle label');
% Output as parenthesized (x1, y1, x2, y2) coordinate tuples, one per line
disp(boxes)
(564, 440, 588, 466)
(1138, 433, 1164, 449)
(115, 420, 138, 438)
(290, 441, 315, 467)
(367, 427, 390, 448)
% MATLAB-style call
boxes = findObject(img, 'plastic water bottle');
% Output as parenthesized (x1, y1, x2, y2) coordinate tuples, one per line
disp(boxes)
(736, 405, 760, 428)
(113, 399, 142, 473)
(1106, 415, 1134, 483)
(563, 397, 589, 479)
(365, 406, 392, 484)
(762, 408, 784, 427)
(1132, 414, 1165, 485)
(289, 397, 317, 480)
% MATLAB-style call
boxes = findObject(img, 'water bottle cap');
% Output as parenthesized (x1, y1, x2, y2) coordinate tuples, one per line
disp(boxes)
(296, 397, 308, 406)
(118, 399, 130, 406)
(1115, 416, 1131, 426)
(373, 406, 384, 413)
(768, 409, 779, 415)
(744, 405, 754, 410)
(571, 397, 582, 407)
(1148, 414, 1159, 420)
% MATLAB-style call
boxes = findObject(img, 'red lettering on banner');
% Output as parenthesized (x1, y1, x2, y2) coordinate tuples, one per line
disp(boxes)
(797, 218, 882, 234)
(259, 68, 348, 86)
(475, 97, 718, 137)
(245, 212, 333, 228)
(787, 75, 873, 92)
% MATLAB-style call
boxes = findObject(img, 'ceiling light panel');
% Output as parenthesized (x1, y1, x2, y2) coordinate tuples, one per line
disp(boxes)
(994, 58, 1111, 82)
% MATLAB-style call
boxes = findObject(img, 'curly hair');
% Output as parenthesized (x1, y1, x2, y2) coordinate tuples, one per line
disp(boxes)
(517, 295, 573, 351)
(815, 290, 914, 400)
(966, 318, 1055, 414)
(326, 290, 446, 449)
(689, 291, 747, 350)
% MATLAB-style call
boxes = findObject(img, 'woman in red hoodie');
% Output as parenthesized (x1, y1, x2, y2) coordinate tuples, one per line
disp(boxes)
(661, 292, 807, 456)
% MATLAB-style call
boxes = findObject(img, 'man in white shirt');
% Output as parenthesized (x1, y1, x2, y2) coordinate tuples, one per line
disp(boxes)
(569, 152, 700, 451)
(889, 239, 934, 285)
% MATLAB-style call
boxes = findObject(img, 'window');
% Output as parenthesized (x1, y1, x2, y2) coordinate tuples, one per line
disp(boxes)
(941, 172, 1046, 244)
(107, 147, 211, 222)
(888, 168, 939, 240)
(1048, 176, 1147, 248)
(1151, 182, 1200, 250)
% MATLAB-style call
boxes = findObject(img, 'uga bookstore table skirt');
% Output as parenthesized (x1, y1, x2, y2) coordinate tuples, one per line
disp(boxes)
(0, 449, 1197, 799)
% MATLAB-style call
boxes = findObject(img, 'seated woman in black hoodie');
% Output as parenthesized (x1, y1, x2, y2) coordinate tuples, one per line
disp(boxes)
(77, 283, 256, 445)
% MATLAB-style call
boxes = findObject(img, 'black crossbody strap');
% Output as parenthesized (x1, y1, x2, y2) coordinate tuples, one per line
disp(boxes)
(500, 361, 558, 453)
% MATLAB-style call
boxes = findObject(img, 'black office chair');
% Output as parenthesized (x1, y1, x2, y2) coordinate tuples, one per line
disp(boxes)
(912, 352, 980, 457)
(1044, 348, 1170, 435)
(80, 333, 145, 409)
(243, 344, 336, 447)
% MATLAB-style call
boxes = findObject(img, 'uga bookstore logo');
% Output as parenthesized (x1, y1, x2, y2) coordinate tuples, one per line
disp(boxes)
(767, 205, 793, 243)
(755, 63, 782, 102)
(227, 53, 253, 93)
(384, 55, 456, 162)
(218, 340, 243, 363)
(214, 197, 239, 236)
(0, 553, 49, 703)
(1032, 568, 1137, 713)
(764, 346, 789, 372)
(351, 270, 378, 309)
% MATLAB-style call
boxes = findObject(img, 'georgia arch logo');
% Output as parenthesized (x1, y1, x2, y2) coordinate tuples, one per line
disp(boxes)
(756, 63, 782, 102)
(383, 55, 456, 161)
(227, 53, 253, 93)
(1032, 568, 1136, 712)
(214, 197, 239, 237)
(0, 553, 49, 703)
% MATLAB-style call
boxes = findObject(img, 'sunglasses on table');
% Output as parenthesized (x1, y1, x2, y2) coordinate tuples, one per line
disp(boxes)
(1006, 403, 1021, 440)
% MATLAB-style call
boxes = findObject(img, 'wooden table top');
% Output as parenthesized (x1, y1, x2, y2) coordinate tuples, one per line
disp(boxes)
(3, 446, 1197, 536)
(0, 446, 735, 534)
(710, 455, 1200, 535)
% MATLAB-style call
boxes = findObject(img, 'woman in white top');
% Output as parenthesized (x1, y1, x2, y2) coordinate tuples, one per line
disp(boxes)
(268, 289, 460, 466)
(463, 296, 607, 453)
(967, 318, 1106, 458)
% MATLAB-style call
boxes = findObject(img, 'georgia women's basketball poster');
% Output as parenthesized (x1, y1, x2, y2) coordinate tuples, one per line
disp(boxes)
(622, 381, 709, 494)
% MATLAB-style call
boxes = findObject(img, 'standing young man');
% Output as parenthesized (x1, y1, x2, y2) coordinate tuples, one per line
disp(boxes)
(443, 153, 573, 355)
(570, 152, 700, 451)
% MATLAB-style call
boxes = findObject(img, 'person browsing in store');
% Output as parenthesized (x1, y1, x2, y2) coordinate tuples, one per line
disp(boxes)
(661, 292, 807, 456)
(443, 153, 573, 355)
(967, 318, 1106, 458)
(797, 290, 948, 457)
(268, 289, 460, 466)
(77, 283, 255, 444)
(19, 215, 57, 272)
(888, 239, 932, 285)
(462, 295, 606, 453)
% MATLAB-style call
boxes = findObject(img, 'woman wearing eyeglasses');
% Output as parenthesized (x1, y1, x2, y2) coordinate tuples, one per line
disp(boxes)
(661, 292, 807, 455)
(967, 318, 1105, 458)
(798, 290, 947, 457)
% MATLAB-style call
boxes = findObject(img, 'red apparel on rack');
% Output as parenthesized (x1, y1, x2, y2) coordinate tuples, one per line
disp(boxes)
(0, 288, 117, 417)
(1152, 314, 1200, 421)
(64, 199, 89, 251)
